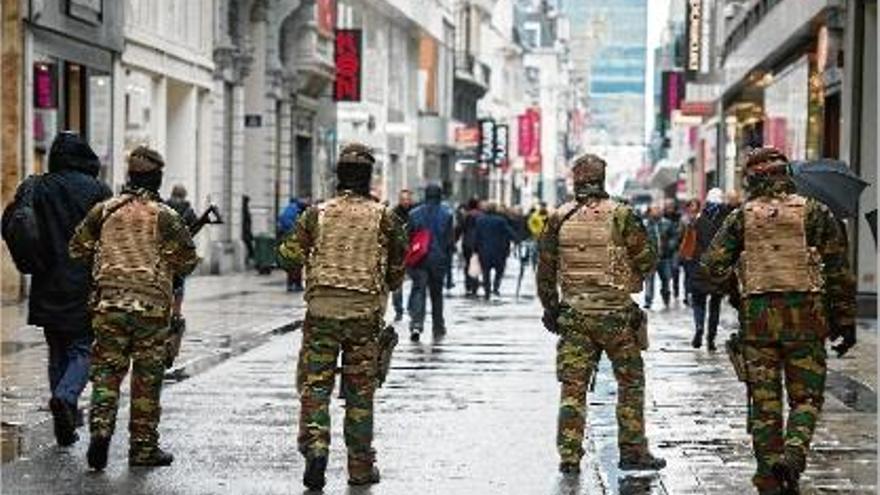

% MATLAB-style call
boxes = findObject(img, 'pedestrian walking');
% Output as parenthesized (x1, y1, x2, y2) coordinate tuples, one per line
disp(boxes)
(277, 197, 304, 292)
(392, 189, 414, 321)
(701, 147, 856, 495)
(663, 200, 684, 302)
(406, 184, 454, 340)
(642, 206, 675, 309)
(165, 185, 198, 367)
(460, 198, 483, 296)
(537, 153, 666, 475)
(69, 145, 198, 470)
(678, 198, 701, 305)
(687, 188, 728, 351)
(276, 143, 406, 490)
(242, 195, 255, 264)
(475, 202, 516, 299)
(1, 132, 111, 447)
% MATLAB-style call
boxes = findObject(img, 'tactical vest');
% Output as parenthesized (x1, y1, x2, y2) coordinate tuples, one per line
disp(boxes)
(558, 199, 642, 299)
(739, 194, 824, 296)
(307, 196, 387, 295)
(94, 196, 173, 309)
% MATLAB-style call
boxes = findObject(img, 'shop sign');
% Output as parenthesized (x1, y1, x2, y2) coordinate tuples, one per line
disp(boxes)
(685, 0, 711, 76)
(478, 119, 495, 165)
(680, 101, 714, 117)
(494, 124, 509, 168)
(334, 29, 362, 102)
(454, 125, 480, 148)
(519, 108, 542, 173)
(661, 71, 685, 118)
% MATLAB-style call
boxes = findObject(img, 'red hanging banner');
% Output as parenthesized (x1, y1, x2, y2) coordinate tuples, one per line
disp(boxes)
(334, 29, 362, 102)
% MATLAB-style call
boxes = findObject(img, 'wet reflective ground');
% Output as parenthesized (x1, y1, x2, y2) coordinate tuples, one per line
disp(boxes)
(2, 267, 876, 494)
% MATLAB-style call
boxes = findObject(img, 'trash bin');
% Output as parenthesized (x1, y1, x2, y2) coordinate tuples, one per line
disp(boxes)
(253, 234, 276, 275)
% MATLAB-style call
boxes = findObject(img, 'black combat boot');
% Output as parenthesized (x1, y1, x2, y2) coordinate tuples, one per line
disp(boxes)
(87, 436, 111, 471)
(771, 461, 800, 495)
(618, 450, 667, 471)
(129, 447, 174, 467)
(410, 327, 422, 342)
(303, 454, 328, 491)
(559, 461, 580, 474)
(49, 397, 79, 447)
(348, 466, 380, 486)
(691, 331, 703, 349)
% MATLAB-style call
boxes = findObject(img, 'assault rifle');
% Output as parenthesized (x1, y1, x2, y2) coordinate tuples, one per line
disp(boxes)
(189, 204, 224, 236)
(726, 332, 752, 433)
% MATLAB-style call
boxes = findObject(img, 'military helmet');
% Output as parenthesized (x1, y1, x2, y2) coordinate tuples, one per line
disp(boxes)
(338, 142, 375, 167)
(571, 153, 607, 185)
(743, 147, 788, 177)
(128, 145, 165, 173)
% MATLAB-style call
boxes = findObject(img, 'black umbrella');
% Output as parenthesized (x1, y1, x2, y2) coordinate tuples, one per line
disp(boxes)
(789, 160, 869, 218)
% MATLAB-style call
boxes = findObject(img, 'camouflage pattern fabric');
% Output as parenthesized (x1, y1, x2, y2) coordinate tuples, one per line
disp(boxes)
(70, 187, 199, 319)
(745, 340, 826, 493)
(701, 195, 856, 342)
(555, 306, 647, 463)
(537, 188, 657, 465)
(700, 181, 855, 492)
(277, 193, 407, 319)
(297, 313, 380, 478)
(89, 310, 169, 457)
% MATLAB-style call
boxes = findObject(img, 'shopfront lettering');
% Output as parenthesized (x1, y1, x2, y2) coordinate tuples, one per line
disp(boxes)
(334, 29, 362, 102)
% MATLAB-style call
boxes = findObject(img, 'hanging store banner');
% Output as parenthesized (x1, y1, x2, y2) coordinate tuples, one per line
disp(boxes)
(520, 108, 542, 174)
(334, 29, 362, 102)
(661, 71, 685, 119)
(685, 0, 712, 77)
(478, 119, 496, 166)
(494, 124, 509, 168)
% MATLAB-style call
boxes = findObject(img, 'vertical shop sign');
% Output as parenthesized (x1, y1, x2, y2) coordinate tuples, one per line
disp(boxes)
(334, 29, 362, 102)
(494, 124, 509, 168)
(478, 119, 496, 166)
(521, 108, 542, 173)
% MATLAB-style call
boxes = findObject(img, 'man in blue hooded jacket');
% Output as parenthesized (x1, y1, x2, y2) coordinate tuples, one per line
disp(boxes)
(406, 184, 453, 341)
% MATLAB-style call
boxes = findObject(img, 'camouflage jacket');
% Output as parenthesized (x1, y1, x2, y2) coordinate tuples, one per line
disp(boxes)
(537, 194, 657, 314)
(700, 193, 856, 341)
(277, 191, 407, 319)
(69, 187, 199, 318)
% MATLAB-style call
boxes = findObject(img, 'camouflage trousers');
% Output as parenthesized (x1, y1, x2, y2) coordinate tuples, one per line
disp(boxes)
(296, 312, 380, 477)
(744, 339, 826, 493)
(556, 307, 646, 463)
(90, 310, 169, 456)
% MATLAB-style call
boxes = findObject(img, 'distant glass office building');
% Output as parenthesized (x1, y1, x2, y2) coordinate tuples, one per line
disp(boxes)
(561, 0, 647, 147)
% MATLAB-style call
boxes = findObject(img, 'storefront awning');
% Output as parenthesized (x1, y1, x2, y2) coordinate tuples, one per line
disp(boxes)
(650, 164, 682, 189)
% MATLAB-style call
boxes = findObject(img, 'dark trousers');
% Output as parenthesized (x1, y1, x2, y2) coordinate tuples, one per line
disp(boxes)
(681, 259, 696, 302)
(44, 330, 92, 409)
(671, 256, 681, 299)
(644, 259, 673, 307)
(480, 257, 506, 297)
(409, 262, 446, 331)
(692, 291, 722, 343)
(393, 286, 405, 317)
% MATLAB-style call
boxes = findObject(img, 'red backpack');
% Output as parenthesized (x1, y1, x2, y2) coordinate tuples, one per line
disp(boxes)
(404, 228, 432, 268)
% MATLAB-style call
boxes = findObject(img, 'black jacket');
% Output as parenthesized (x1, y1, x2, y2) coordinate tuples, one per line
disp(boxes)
(691, 203, 730, 294)
(28, 134, 112, 334)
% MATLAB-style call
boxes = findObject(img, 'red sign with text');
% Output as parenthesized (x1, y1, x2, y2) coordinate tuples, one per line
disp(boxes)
(334, 29, 362, 102)
(519, 108, 541, 173)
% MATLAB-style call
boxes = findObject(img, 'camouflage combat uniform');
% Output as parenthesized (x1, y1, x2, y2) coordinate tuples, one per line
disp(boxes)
(701, 148, 856, 494)
(537, 154, 662, 471)
(277, 184, 406, 482)
(70, 184, 197, 462)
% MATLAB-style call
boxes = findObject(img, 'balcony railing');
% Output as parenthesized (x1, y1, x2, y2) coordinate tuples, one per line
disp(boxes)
(455, 51, 491, 90)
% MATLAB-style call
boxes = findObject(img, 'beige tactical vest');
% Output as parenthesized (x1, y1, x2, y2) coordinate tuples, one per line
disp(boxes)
(558, 199, 642, 300)
(739, 194, 824, 295)
(307, 196, 387, 295)
(94, 196, 173, 309)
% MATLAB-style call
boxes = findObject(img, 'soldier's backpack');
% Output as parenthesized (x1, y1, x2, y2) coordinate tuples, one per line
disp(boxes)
(1, 176, 47, 274)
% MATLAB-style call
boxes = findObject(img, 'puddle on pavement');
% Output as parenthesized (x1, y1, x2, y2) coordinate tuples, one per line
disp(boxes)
(825, 370, 877, 413)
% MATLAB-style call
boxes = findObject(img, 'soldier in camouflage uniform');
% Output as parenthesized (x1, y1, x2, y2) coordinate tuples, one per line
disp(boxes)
(69, 146, 199, 470)
(537, 154, 666, 474)
(277, 143, 407, 490)
(701, 147, 856, 495)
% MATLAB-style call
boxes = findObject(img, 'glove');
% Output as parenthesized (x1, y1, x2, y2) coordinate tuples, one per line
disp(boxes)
(542, 308, 560, 334)
(830, 325, 856, 357)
